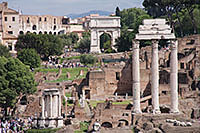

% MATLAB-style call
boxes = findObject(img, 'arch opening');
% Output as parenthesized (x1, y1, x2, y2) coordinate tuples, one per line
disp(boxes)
(32, 25, 37, 30)
(100, 32, 112, 53)
(101, 122, 112, 128)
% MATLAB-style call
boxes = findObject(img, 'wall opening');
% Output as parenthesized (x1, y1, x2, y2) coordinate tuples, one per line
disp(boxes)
(101, 122, 112, 128)
(100, 33, 112, 53)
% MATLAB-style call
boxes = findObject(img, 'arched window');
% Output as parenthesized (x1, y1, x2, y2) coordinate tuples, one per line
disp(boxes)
(19, 31, 24, 34)
(32, 25, 37, 30)
(53, 25, 56, 30)
(49, 31, 52, 34)
(54, 18, 56, 24)
(39, 31, 42, 34)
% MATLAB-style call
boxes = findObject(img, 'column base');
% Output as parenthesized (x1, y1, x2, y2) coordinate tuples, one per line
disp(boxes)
(38, 118, 45, 128)
(132, 109, 142, 114)
(48, 119, 56, 128)
(170, 109, 179, 114)
(152, 109, 161, 114)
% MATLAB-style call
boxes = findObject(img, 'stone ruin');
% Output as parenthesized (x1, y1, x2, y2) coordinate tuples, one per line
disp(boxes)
(33, 88, 63, 128)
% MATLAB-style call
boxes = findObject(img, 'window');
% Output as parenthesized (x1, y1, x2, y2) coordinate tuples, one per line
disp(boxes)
(39, 17, 42, 22)
(116, 72, 120, 80)
(5, 17, 7, 21)
(44, 17, 47, 21)
(12, 17, 15, 21)
(180, 63, 184, 69)
(32, 25, 37, 30)
(8, 31, 13, 34)
(54, 18, 56, 24)
(27, 17, 30, 23)
(53, 25, 56, 30)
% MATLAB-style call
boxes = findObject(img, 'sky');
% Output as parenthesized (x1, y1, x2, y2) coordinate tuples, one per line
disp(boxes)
(2, 0, 144, 16)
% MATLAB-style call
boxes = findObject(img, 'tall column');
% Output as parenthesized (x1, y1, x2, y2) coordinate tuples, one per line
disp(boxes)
(170, 40, 179, 113)
(151, 40, 160, 114)
(50, 94, 53, 117)
(58, 95, 62, 117)
(132, 40, 141, 113)
(42, 96, 45, 118)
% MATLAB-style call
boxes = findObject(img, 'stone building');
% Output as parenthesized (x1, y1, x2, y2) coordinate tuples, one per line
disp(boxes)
(0, 2, 68, 54)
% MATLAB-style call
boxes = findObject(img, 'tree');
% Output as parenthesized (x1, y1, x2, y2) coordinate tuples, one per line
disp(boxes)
(69, 32, 79, 44)
(115, 6, 121, 16)
(115, 8, 151, 52)
(17, 49, 41, 69)
(76, 32, 91, 53)
(0, 44, 11, 57)
(80, 54, 97, 65)
(16, 33, 64, 60)
(0, 57, 37, 116)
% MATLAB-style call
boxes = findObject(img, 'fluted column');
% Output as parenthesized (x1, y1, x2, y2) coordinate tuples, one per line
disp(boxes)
(132, 40, 141, 113)
(170, 40, 179, 113)
(50, 94, 53, 117)
(151, 40, 160, 114)
(42, 96, 45, 118)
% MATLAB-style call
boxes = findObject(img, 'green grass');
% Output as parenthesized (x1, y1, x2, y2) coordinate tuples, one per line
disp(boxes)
(112, 100, 131, 105)
(25, 128, 60, 133)
(65, 92, 72, 97)
(60, 56, 81, 63)
(89, 100, 105, 107)
(74, 121, 90, 133)
(36, 67, 88, 82)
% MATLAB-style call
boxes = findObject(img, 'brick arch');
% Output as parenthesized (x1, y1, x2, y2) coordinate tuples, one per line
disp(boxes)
(101, 121, 112, 128)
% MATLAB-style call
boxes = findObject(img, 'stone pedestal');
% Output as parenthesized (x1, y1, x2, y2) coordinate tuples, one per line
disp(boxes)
(132, 40, 141, 113)
(151, 40, 160, 114)
(170, 40, 179, 113)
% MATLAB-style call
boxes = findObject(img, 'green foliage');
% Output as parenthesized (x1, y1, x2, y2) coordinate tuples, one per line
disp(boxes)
(17, 49, 41, 69)
(143, 0, 200, 36)
(0, 44, 11, 57)
(75, 121, 90, 133)
(60, 55, 81, 63)
(0, 57, 37, 115)
(35, 67, 88, 82)
(16, 33, 64, 60)
(76, 32, 91, 53)
(115, 8, 151, 52)
(58, 32, 79, 47)
(80, 55, 97, 65)
(100, 33, 114, 53)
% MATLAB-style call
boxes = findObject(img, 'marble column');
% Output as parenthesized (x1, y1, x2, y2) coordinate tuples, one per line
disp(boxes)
(132, 40, 141, 113)
(151, 40, 160, 114)
(170, 40, 179, 113)
(42, 96, 45, 118)
(50, 94, 53, 117)
(58, 95, 61, 117)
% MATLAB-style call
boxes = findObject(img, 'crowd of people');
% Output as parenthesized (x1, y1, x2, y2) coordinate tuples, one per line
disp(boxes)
(0, 117, 33, 133)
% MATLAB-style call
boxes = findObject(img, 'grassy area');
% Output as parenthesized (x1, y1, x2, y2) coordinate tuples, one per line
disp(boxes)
(112, 100, 131, 105)
(36, 67, 88, 82)
(74, 121, 90, 133)
(60, 56, 81, 63)
(89, 100, 105, 107)
(65, 92, 72, 97)
(25, 128, 60, 133)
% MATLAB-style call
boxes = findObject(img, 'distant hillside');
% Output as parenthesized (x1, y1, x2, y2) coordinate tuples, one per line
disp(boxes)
(67, 10, 113, 19)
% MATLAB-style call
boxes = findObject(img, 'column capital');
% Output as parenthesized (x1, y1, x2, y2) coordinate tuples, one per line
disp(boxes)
(132, 40, 140, 49)
(170, 40, 178, 50)
(151, 40, 159, 49)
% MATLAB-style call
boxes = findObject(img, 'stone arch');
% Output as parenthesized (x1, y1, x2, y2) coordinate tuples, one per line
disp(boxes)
(49, 31, 52, 34)
(118, 119, 129, 127)
(44, 31, 47, 34)
(54, 32, 57, 35)
(39, 31, 42, 34)
(19, 31, 24, 34)
(89, 16, 120, 53)
(101, 122, 112, 128)
(32, 25, 37, 30)
(53, 25, 56, 30)
(33, 32, 37, 34)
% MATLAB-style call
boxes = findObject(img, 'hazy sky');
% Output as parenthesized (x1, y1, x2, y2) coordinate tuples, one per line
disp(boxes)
(3, 0, 144, 16)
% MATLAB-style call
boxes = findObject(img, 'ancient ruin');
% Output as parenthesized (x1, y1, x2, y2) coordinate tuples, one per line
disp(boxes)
(132, 19, 179, 114)
(36, 88, 63, 128)
(86, 16, 121, 53)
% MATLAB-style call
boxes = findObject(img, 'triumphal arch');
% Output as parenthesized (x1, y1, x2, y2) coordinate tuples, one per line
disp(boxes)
(89, 16, 121, 53)
(132, 19, 179, 114)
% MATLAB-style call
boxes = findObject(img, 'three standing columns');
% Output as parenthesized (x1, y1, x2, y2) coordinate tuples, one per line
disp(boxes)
(132, 39, 179, 114)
